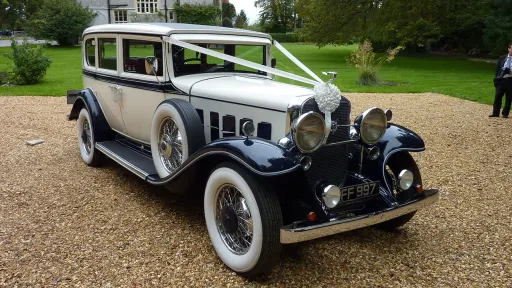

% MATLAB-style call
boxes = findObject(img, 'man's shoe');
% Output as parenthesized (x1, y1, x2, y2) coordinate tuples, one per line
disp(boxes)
(503, 115, 509, 118)
(489, 114, 499, 117)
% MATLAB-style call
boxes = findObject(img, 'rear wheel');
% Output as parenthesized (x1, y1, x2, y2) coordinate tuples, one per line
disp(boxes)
(77, 108, 104, 167)
(204, 162, 282, 278)
(375, 152, 422, 231)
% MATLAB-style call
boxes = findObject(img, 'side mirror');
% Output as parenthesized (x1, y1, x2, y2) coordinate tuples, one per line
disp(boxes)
(145, 56, 158, 75)
(271, 58, 277, 68)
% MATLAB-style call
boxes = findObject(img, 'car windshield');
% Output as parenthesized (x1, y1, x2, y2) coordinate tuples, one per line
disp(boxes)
(172, 43, 267, 77)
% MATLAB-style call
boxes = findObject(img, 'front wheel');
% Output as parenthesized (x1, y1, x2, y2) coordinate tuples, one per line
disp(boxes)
(204, 162, 282, 278)
(376, 152, 422, 230)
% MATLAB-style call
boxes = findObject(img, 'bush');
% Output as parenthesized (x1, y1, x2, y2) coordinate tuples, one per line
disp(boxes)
(269, 33, 301, 43)
(27, 0, 95, 46)
(222, 17, 233, 28)
(347, 40, 402, 86)
(3, 39, 52, 85)
(175, 4, 221, 26)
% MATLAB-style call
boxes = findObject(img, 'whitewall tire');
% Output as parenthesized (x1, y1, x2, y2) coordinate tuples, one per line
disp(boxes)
(151, 99, 204, 178)
(77, 108, 103, 167)
(204, 162, 282, 278)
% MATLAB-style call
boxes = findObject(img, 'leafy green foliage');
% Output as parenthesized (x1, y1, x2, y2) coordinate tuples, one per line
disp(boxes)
(234, 10, 248, 28)
(255, 0, 296, 33)
(296, 0, 493, 53)
(175, 4, 221, 26)
(484, 0, 512, 56)
(222, 17, 233, 28)
(27, 0, 95, 46)
(347, 40, 402, 86)
(3, 38, 52, 85)
(222, 2, 236, 21)
(269, 33, 300, 43)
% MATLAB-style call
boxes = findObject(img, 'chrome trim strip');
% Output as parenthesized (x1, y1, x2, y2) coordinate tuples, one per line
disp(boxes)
(146, 150, 302, 185)
(322, 139, 358, 147)
(95, 143, 149, 180)
(280, 190, 439, 244)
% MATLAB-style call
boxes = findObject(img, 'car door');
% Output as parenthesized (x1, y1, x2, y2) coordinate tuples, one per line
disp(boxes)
(91, 35, 125, 134)
(116, 35, 168, 144)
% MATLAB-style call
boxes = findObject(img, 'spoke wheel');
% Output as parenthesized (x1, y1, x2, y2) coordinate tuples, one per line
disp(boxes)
(158, 117, 183, 173)
(215, 184, 253, 255)
(81, 118, 92, 155)
(204, 162, 282, 278)
(77, 108, 104, 167)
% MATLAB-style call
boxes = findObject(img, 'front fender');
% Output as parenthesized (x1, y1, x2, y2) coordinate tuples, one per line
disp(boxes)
(362, 123, 425, 190)
(68, 88, 113, 142)
(146, 137, 301, 185)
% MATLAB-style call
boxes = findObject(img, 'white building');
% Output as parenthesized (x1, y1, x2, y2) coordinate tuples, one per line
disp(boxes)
(78, 0, 221, 26)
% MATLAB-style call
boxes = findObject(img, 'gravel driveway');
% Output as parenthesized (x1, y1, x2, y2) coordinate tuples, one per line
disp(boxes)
(1, 94, 511, 287)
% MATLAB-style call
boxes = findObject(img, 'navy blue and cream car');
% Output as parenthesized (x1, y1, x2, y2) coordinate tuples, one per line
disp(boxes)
(67, 23, 439, 278)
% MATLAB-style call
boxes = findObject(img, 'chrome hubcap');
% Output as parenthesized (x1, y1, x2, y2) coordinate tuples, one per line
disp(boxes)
(82, 118, 92, 155)
(158, 117, 183, 173)
(215, 184, 253, 255)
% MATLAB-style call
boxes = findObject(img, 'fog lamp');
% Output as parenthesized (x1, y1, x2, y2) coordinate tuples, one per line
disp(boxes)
(398, 170, 414, 190)
(322, 185, 341, 208)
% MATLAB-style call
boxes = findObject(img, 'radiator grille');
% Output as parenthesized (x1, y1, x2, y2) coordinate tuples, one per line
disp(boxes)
(301, 96, 351, 190)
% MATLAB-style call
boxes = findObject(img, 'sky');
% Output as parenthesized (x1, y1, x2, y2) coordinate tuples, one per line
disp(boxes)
(228, 0, 261, 25)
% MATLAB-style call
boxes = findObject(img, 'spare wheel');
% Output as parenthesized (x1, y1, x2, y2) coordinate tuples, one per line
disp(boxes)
(151, 98, 205, 178)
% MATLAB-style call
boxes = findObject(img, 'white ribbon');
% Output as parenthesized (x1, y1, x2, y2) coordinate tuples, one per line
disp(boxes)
(164, 36, 342, 143)
(164, 36, 320, 86)
(273, 40, 324, 83)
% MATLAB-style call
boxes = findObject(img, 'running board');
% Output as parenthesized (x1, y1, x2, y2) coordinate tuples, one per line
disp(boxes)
(96, 141, 158, 180)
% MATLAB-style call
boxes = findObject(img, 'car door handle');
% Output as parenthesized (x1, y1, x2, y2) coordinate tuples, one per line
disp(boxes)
(109, 85, 121, 90)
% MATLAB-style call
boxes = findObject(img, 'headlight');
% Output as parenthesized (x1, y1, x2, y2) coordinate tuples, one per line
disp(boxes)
(358, 107, 387, 145)
(292, 112, 325, 153)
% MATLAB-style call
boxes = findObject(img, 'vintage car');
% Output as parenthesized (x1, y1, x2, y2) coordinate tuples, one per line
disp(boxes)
(66, 23, 439, 278)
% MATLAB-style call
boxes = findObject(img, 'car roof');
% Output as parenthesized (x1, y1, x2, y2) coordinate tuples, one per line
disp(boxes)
(83, 23, 272, 40)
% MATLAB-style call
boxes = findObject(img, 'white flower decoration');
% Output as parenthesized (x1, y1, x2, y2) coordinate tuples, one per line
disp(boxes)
(313, 82, 342, 114)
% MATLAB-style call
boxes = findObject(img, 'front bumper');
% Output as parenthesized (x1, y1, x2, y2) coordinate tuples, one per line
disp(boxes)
(280, 189, 439, 244)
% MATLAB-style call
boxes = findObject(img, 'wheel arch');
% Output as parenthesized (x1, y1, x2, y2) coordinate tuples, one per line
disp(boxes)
(68, 88, 114, 142)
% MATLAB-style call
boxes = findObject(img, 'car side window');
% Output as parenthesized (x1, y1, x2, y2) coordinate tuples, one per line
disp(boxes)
(85, 39, 96, 67)
(98, 38, 117, 70)
(122, 39, 163, 76)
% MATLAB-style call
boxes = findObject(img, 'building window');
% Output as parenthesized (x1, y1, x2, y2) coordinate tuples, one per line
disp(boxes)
(114, 10, 128, 23)
(169, 11, 174, 20)
(136, 0, 158, 13)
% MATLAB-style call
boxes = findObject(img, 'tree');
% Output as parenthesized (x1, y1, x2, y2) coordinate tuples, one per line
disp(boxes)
(222, 2, 236, 26)
(0, 0, 43, 30)
(27, 0, 95, 46)
(296, 0, 492, 51)
(484, 0, 512, 56)
(255, 0, 295, 33)
(234, 10, 248, 28)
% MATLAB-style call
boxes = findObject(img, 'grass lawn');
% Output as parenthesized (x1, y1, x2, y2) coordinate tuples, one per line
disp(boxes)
(0, 43, 497, 105)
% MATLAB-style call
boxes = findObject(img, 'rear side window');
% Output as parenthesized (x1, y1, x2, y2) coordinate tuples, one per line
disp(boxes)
(122, 39, 163, 76)
(85, 39, 96, 67)
(99, 38, 117, 70)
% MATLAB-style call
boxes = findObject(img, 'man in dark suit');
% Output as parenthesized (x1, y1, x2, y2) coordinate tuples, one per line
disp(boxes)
(490, 43, 512, 118)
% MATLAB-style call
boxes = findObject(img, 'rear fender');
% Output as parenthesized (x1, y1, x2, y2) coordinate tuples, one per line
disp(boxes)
(68, 88, 113, 142)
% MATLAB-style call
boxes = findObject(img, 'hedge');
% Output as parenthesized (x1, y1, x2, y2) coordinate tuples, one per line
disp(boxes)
(175, 4, 221, 26)
(269, 33, 302, 43)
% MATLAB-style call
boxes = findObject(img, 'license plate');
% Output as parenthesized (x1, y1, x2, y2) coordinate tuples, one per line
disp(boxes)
(340, 182, 380, 202)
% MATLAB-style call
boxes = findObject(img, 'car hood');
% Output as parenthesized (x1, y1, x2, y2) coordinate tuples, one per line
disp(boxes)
(172, 74, 314, 112)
